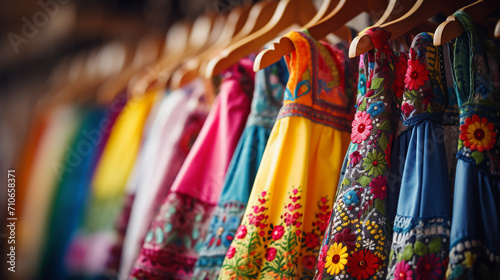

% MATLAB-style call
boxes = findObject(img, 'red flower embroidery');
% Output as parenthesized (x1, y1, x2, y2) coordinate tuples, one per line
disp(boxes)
(346, 249, 380, 280)
(459, 114, 496, 152)
(271, 226, 285, 240)
(401, 103, 415, 118)
(369, 175, 388, 200)
(302, 255, 317, 270)
(394, 54, 407, 99)
(422, 92, 435, 110)
(416, 254, 442, 280)
(334, 228, 356, 250)
(405, 58, 429, 90)
(305, 232, 320, 249)
(265, 247, 277, 261)
(351, 111, 373, 144)
(235, 225, 247, 239)
(226, 246, 236, 259)
(350, 151, 362, 167)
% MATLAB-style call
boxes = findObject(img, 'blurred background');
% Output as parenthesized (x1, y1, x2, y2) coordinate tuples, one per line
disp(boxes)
(0, 0, 241, 176)
(0, 0, 372, 279)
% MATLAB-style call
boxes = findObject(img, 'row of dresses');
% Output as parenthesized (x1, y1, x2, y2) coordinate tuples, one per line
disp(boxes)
(15, 9, 499, 280)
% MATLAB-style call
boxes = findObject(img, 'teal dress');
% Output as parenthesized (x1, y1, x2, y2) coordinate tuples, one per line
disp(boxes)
(191, 59, 288, 280)
(39, 106, 110, 280)
(446, 10, 500, 279)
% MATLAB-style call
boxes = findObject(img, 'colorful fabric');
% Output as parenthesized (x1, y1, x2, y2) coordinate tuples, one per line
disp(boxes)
(314, 27, 408, 280)
(192, 59, 288, 280)
(218, 30, 356, 280)
(16, 105, 82, 280)
(117, 80, 209, 278)
(446, 10, 500, 279)
(129, 58, 254, 280)
(65, 90, 157, 277)
(385, 33, 459, 280)
(39, 106, 111, 280)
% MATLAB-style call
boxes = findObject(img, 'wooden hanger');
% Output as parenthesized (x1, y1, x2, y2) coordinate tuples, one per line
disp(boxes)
(434, 0, 500, 46)
(47, 42, 131, 106)
(495, 18, 500, 37)
(253, 0, 388, 72)
(202, 1, 279, 78)
(204, 0, 318, 77)
(349, 0, 472, 58)
(170, 4, 252, 90)
(96, 35, 164, 104)
(129, 12, 222, 96)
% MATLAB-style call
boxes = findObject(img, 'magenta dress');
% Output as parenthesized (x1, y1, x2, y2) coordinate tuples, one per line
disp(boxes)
(129, 59, 255, 280)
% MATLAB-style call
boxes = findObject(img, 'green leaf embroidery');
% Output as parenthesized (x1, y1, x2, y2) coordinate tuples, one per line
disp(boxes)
(379, 134, 388, 150)
(371, 77, 384, 90)
(458, 139, 464, 151)
(374, 198, 386, 215)
(414, 240, 429, 256)
(378, 120, 391, 131)
(397, 252, 403, 263)
(429, 237, 442, 254)
(471, 151, 485, 165)
(357, 176, 371, 187)
(402, 245, 414, 261)
(359, 98, 367, 111)
(342, 178, 351, 187)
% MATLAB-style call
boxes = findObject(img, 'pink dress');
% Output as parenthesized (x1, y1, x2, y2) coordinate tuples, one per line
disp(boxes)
(129, 59, 255, 280)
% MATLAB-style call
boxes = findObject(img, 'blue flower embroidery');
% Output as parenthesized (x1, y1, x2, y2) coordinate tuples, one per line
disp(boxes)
(204, 214, 239, 249)
(367, 101, 385, 116)
(358, 74, 366, 96)
(343, 190, 359, 205)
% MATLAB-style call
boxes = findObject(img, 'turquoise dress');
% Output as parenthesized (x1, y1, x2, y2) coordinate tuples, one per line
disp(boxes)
(192, 59, 288, 280)
(39, 106, 110, 280)
(446, 10, 500, 279)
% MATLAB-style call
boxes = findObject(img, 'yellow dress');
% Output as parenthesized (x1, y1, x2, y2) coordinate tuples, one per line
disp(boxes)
(219, 31, 357, 280)
(65, 90, 159, 277)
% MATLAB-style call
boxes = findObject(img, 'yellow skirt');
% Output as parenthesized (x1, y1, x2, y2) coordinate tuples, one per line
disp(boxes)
(219, 115, 350, 280)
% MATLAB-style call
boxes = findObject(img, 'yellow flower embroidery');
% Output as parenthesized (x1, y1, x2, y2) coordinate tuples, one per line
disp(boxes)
(461, 251, 477, 268)
(325, 242, 348, 275)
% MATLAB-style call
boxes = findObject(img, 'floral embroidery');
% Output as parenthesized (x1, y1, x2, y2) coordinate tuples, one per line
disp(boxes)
(130, 192, 215, 280)
(362, 151, 387, 177)
(394, 260, 413, 280)
(459, 114, 496, 152)
(325, 243, 349, 275)
(461, 251, 477, 268)
(351, 111, 373, 143)
(368, 176, 387, 200)
(221, 187, 332, 279)
(235, 225, 247, 239)
(350, 151, 363, 167)
(405, 52, 429, 90)
(226, 246, 236, 259)
(333, 228, 356, 250)
(346, 249, 380, 280)
(265, 247, 277, 261)
(342, 190, 359, 205)
(401, 103, 415, 118)
(314, 27, 407, 280)
(367, 101, 385, 116)
(416, 254, 442, 279)
(303, 255, 318, 270)
(394, 54, 408, 99)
